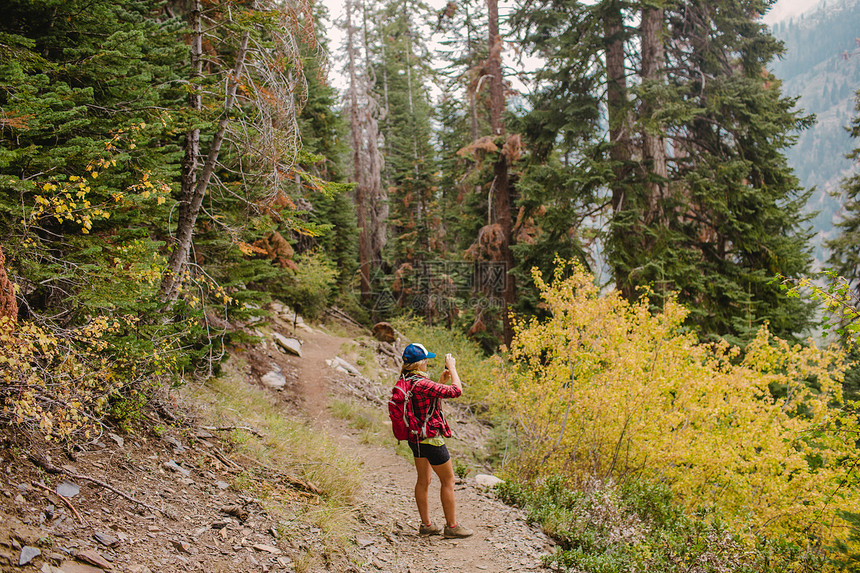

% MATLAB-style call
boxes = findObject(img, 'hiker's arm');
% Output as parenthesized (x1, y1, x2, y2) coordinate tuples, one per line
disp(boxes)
(444, 353, 462, 393)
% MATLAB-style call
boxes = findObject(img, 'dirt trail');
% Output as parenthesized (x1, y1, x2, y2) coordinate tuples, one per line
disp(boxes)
(294, 327, 553, 573)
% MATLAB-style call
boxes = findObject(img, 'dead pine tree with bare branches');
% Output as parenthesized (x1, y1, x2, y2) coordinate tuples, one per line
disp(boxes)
(344, 0, 385, 305)
(161, 0, 313, 302)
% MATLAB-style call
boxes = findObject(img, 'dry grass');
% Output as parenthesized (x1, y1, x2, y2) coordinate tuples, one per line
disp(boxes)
(183, 356, 363, 562)
(329, 398, 391, 447)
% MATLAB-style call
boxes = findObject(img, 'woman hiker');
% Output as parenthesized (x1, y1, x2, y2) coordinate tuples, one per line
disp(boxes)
(400, 342, 474, 539)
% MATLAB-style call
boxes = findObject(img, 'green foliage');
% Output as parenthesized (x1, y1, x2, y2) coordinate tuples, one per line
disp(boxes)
(498, 476, 825, 573)
(510, 0, 815, 343)
(371, 0, 444, 312)
(0, 314, 182, 440)
(276, 251, 338, 320)
(501, 261, 859, 542)
(391, 316, 497, 407)
(827, 92, 860, 298)
(0, 0, 349, 444)
(453, 459, 470, 479)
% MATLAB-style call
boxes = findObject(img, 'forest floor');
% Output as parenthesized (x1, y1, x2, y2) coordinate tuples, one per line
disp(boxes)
(0, 309, 555, 573)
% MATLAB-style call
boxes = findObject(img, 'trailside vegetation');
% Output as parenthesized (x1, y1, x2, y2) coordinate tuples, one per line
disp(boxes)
(3, 0, 860, 568)
(497, 261, 860, 566)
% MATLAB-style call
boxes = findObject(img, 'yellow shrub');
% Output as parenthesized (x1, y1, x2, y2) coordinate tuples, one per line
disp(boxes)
(499, 261, 859, 541)
(0, 315, 175, 440)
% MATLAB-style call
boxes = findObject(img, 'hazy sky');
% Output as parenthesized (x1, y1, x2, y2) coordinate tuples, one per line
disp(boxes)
(764, 0, 825, 24)
(319, 0, 826, 92)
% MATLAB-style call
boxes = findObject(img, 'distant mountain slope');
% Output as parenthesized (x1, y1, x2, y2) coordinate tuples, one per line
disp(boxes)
(770, 0, 860, 263)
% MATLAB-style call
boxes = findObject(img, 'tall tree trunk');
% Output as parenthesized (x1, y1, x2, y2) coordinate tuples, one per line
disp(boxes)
(486, 0, 515, 347)
(641, 3, 668, 227)
(361, 2, 387, 272)
(466, 5, 479, 142)
(346, 0, 372, 303)
(161, 29, 251, 301)
(179, 0, 202, 213)
(604, 0, 634, 297)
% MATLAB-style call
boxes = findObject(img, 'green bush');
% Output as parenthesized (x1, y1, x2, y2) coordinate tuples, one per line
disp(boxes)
(497, 475, 825, 573)
(278, 251, 337, 320)
(391, 316, 496, 407)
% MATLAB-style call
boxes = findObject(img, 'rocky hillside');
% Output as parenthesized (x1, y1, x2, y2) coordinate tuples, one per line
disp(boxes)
(0, 304, 553, 573)
(770, 0, 860, 263)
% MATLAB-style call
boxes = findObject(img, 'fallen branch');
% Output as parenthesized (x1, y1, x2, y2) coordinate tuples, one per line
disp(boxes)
(33, 481, 87, 525)
(202, 425, 266, 438)
(210, 447, 244, 471)
(235, 454, 323, 496)
(28, 454, 166, 517)
(376, 341, 400, 361)
(325, 306, 365, 330)
(195, 448, 234, 472)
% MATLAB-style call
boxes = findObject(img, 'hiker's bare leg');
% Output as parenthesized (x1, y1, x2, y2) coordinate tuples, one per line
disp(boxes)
(414, 457, 433, 525)
(431, 460, 456, 527)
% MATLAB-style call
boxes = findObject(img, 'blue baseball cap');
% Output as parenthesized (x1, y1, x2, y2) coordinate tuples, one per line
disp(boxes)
(402, 343, 436, 363)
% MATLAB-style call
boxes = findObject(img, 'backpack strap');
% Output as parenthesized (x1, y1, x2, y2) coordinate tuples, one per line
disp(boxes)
(406, 373, 438, 440)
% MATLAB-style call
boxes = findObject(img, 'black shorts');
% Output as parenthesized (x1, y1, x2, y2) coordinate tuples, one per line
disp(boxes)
(408, 441, 451, 466)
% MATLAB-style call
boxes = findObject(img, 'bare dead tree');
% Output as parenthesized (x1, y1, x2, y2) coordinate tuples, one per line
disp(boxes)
(161, 0, 311, 301)
(486, 0, 516, 347)
(345, 0, 384, 304)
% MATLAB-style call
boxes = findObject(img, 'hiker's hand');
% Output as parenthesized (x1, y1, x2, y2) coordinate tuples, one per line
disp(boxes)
(445, 354, 456, 370)
(440, 368, 451, 383)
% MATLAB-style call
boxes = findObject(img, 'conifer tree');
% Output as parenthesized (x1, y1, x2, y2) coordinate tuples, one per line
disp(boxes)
(371, 0, 442, 320)
(0, 0, 185, 322)
(512, 0, 814, 342)
(295, 3, 358, 287)
(827, 91, 860, 292)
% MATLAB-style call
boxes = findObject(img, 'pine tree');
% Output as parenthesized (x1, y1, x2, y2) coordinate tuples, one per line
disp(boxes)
(827, 91, 860, 291)
(295, 3, 358, 289)
(371, 0, 442, 321)
(0, 0, 185, 322)
(511, 0, 815, 342)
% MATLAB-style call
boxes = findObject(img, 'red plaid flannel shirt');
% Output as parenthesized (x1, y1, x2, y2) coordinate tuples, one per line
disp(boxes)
(403, 373, 461, 439)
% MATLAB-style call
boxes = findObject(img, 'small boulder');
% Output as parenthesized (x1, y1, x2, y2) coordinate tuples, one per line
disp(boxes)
(56, 481, 80, 498)
(474, 474, 504, 488)
(19, 546, 40, 566)
(260, 370, 287, 390)
(272, 333, 302, 357)
(327, 356, 360, 376)
(164, 460, 191, 477)
(371, 322, 397, 343)
(75, 549, 113, 570)
(93, 531, 119, 548)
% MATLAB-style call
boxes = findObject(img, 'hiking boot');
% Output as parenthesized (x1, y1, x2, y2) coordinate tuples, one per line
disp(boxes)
(419, 522, 441, 535)
(443, 524, 474, 539)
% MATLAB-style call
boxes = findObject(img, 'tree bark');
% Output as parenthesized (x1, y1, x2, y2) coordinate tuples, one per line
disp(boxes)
(0, 245, 17, 322)
(179, 0, 202, 213)
(362, 2, 387, 270)
(161, 29, 251, 301)
(346, 0, 372, 302)
(604, 0, 634, 296)
(641, 3, 668, 227)
(486, 0, 515, 347)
